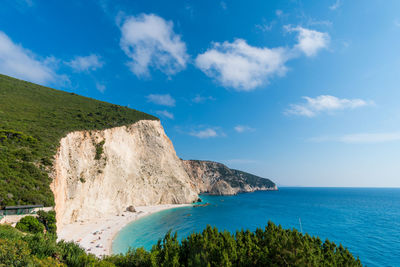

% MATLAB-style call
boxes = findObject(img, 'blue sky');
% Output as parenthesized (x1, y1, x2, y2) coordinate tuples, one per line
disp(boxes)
(1, 0, 400, 187)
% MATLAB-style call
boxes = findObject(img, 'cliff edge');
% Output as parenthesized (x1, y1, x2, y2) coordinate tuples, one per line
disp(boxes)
(50, 120, 198, 228)
(183, 160, 277, 195)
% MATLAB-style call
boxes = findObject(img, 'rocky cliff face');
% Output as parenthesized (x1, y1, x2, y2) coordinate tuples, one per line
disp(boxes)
(50, 120, 198, 228)
(183, 160, 277, 195)
(50, 120, 277, 229)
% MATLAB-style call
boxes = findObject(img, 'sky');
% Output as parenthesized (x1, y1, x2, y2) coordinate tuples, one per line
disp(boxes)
(1, 0, 400, 187)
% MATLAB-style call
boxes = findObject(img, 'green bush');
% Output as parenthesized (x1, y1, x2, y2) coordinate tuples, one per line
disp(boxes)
(15, 216, 44, 234)
(95, 140, 105, 160)
(104, 222, 362, 266)
(0, 238, 37, 267)
(23, 232, 58, 259)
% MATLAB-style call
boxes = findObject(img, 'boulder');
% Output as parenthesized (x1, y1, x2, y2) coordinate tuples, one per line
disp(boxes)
(126, 205, 136, 212)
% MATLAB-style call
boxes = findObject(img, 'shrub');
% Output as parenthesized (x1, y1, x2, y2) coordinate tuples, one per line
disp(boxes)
(104, 222, 362, 266)
(23, 232, 58, 259)
(0, 238, 36, 266)
(37, 210, 57, 234)
(94, 140, 105, 160)
(15, 216, 44, 234)
(56, 240, 88, 267)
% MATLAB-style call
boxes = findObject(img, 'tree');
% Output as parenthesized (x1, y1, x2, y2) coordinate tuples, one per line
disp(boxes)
(15, 216, 44, 234)
(37, 210, 57, 234)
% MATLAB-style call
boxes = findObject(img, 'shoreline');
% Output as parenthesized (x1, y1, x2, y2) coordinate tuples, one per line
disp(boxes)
(57, 204, 191, 258)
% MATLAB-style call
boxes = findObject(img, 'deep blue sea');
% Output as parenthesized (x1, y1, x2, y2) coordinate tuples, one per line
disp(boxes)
(112, 188, 400, 266)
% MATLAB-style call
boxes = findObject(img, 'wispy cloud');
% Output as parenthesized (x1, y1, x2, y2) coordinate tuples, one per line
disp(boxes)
(195, 26, 329, 91)
(184, 3, 194, 18)
(329, 0, 342, 10)
(255, 21, 275, 32)
(119, 13, 188, 77)
(66, 54, 104, 72)
(286, 95, 373, 117)
(310, 132, 400, 144)
(234, 125, 255, 133)
(95, 82, 106, 93)
(192, 94, 215, 103)
(156, 110, 174, 119)
(146, 94, 176, 107)
(285, 25, 330, 57)
(340, 133, 400, 143)
(0, 31, 67, 85)
(179, 126, 225, 139)
(190, 128, 218, 138)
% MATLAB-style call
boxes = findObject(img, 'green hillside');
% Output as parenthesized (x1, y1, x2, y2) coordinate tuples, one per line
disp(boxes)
(0, 74, 158, 207)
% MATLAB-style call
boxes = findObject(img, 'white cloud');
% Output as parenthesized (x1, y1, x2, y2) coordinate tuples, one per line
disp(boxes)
(195, 39, 288, 91)
(329, 0, 341, 10)
(286, 95, 372, 117)
(190, 128, 218, 139)
(192, 94, 215, 103)
(95, 82, 106, 93)
(0, 31, 66, 85)
(195, 27, 329, 91)
(156, 110, 174, 119)
(146, 94, 176, 107)
(66, 54, 104, 72)
(234, 125, 255, 133)
(310, 132, 400, 144)
(119, 13, 188, 77)
(286, 26, 330, 57)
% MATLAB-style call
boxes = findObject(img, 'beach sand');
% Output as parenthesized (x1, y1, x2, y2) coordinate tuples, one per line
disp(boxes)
(57, 204, 191, 258)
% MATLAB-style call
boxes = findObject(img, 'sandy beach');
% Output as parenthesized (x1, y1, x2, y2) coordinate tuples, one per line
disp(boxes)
(57, 204, 191, 258)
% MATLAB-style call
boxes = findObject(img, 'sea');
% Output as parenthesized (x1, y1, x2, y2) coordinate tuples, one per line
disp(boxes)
(112, 188, 400, 267)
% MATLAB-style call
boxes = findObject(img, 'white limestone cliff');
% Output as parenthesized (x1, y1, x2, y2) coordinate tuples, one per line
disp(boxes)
(50, 120, 198, 229)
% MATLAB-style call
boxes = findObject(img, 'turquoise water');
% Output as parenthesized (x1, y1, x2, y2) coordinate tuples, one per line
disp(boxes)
(112, 188, 400, 266)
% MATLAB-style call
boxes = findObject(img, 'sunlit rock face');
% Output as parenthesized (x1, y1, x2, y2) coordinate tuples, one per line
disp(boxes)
(51, 120, 198, 229)
(182, 160, 277, 195)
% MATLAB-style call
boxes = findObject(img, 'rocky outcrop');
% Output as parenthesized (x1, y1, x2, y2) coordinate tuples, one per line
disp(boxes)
(183, 160, 277, 195)
(50, 120, 278, 230)
(50, 120, 198, 228)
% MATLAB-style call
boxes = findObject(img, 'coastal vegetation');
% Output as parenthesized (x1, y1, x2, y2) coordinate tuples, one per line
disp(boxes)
(0, 218, 361, 266)
(0, 74, 158, 207)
